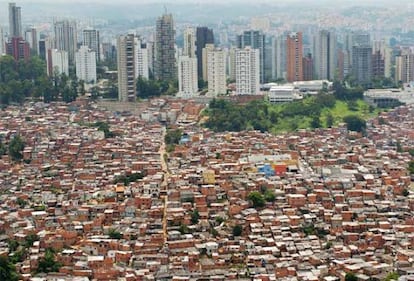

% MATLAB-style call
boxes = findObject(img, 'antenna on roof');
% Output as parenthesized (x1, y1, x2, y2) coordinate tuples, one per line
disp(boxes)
(164, 5, 168, 14)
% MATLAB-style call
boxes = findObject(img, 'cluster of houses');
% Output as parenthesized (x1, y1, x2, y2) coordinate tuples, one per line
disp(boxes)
(0, 99, 413, 281)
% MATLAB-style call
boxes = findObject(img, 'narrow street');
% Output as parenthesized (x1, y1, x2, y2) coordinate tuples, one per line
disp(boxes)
(159, 126, 170, 244)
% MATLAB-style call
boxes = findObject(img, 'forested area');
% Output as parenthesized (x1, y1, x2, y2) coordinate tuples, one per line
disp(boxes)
(0, 55, 82, 105)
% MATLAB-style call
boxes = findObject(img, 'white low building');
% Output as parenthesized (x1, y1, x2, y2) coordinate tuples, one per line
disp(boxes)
(268, 85, 303, 103)
(364, 87, 414, 107)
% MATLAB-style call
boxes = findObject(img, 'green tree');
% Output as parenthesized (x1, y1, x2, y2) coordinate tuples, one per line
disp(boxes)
(326, 113, 334, 128)
(232, 224, 243, 237)
(345, 272, 358, 281)
(247, 191, 265, 208)
(190, 210, 200, 225)
(107, 229, 122, 239)
(0, 256, 19, 281)
(409, 161, 414, 175)
(264, 190, 276, 202)
(310, 114, 321, 129)
(37, 248, 62, 273)
(383, 272, 399, 281)
(343, 115, 366, 133)
(8, 135, 25, 161)
(165, 129, 182, 145)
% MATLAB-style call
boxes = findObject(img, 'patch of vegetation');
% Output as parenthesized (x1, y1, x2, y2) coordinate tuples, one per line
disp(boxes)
(165, 129, 183, 145)
(345, 272, 358, 281)
(136, 77, 178, 99)
(93, 121, 115, 138)
(107, 229, 122, 240)
(37, 248, 62, 273)
(343, 115, 367, 133)
(113, 172, 144, 186)
(8, 135, 25, 162)
(0, 256, 19, 281)
(232, 225, 243, 237)
(247, 191, 265, 208)
(190, 210, 200, 225)
(204, 92, 376, 134)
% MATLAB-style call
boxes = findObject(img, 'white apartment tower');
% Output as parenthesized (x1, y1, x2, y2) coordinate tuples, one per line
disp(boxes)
(135, 38, 149, 80)
(47, 49, 69, 76)
(207, 48, 227, 96)
(75, 45, 97, 84)
(117, 34, 137, 102)
(178, 28, 198, 97)
(235, 47, 260, 95)
(178, 56, 198, 97)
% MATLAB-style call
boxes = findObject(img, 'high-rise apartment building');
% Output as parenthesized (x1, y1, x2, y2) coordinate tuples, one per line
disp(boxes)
(183, 27, 196, 58)
(272, 35, 287, 80)
(54, 20, 77, 65)
(196, 27, 214, 79)
(373, 40, 392, 78)
(202, 44, 215, 81)
(0, 27, 4, 55)
(235, 47, 260, 95)
(25, 27, 38, 54)
(9, 3, 22, 38)
(135, 38, 149, 80)
(207, 48, 227, 96)
(302, 53, 314, 81)
(237, 30, 265, 83)
(352, 45, 372, 85)
(117, 34, 137, 102)
(83, 29, 100, 62)
(155, 13, 176, 81)
(395, 48, 414, 83)
(75, 45, 97, 83)
(6, 36, 30, 61)
(286, 32, 303, 82)
(47, 49, 68, 76)
(313, 30, 336, 80)
(178, 56, 198, 97)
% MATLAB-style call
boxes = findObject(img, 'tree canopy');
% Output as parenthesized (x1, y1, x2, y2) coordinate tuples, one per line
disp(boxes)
(0, 55, 79, 105)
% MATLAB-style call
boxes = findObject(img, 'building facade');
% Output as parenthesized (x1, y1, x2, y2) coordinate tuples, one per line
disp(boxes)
(155, 13, 176, 81)
(178, 56, 198, 97)
(352, 45, 373, 85)
(395, 49, 414, 83)
(286, 32, 303, 82)
(6, 36, 30, 62)
(117, 34, 137, 102)
(237, 30, 265, 83)
(83, 29, 100, 62)
(54, 20, 77, 65)
(313, 30, 336, 80)
(207, 48, 227, 96)
(75, 45, 97, 84)
(196, 27, 214, 79)
(9, 3, 22, 38)
(235, 47, 260, 95)
(47, 49, 69, 76)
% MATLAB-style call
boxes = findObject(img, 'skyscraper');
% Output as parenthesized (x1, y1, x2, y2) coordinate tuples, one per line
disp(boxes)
(54, 20, 77, 65)
(117, 34, 137, 102)
(235, 47, 260, 95)
(196, 27, 214, 79)
(302, 53, 314, 81)
(178, 56, 198, 97)
(135, 37, 149, 80)
(25, 27, 38, 55)
(178, 28, 198, 97)
(207, 48, 227, 96)
(183, 27, 196, 58)
(75, 45, 97, 84)
(83, 29, 100, 62)
(9, 3, 22, 38)
(286, 32, 303, 82)
(352, 45, 372, 85)
(237, 30, 265, 83)
(314, 30, 337, 80)
(272, 34, 287, 80)
(395, 48, 414, 83)
(47, 49, 68, 76)
(155, 13, 176, 81)
(0, 27, 4, 55)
